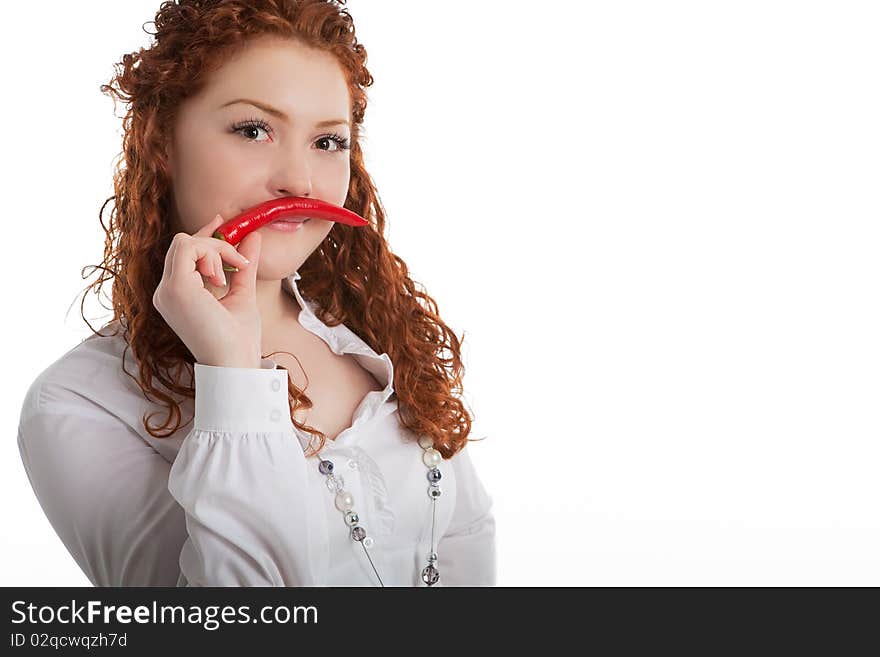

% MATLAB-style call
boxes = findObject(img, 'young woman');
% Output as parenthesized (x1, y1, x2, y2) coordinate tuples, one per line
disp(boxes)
(17, 0, 495, 587)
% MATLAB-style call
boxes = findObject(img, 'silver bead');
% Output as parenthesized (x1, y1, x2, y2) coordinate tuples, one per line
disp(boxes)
(351, 526, 366, 542)
(428, 485, 442, 499)
(426, 551, 438, 563)
(318, 459, 334, 475)
(344, 511, 359, 526)
(421, 564, 440, 585)
(426, 468, 442, 484)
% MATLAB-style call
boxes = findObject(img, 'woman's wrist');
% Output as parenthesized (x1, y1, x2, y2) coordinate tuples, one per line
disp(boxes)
(198, 356, 262, 369)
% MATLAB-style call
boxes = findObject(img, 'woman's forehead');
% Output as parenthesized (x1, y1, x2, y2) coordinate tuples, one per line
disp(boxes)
(198, 39, 351, 118)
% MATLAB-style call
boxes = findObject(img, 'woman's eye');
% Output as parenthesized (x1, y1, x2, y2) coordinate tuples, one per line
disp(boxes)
(317, 134, 351, 153)
(233, 123, 271, 143)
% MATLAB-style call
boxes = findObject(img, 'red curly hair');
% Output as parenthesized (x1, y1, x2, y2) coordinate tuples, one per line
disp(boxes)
(80, 0, 476, 459)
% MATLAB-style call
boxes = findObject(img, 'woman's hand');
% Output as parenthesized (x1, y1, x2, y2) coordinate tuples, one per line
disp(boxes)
(152, 213, 263, 368)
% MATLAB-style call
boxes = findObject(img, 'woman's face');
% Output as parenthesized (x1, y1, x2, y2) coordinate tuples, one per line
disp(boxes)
(165, 36, 352, 280)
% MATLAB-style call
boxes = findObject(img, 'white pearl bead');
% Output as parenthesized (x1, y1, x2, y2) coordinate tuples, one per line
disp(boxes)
(418, 436, 434, 449)
(334, 491, 354, 512)
(422, 448, 441, 468)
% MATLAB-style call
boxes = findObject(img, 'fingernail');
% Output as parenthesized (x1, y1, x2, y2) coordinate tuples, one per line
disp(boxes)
(223, 265, 239, 272)
(214, 213, 223, 223)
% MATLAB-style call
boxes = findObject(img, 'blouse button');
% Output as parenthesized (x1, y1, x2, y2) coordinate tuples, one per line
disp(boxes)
(347, 459, 358, 470)
(271, 379, 281, 392)
(270, 408, 281, 422)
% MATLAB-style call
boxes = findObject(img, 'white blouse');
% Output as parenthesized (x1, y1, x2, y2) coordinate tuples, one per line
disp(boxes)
(17, 271, 496, 586)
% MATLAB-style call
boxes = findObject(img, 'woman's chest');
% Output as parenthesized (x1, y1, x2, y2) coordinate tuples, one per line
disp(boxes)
(265, 329, 384, 441)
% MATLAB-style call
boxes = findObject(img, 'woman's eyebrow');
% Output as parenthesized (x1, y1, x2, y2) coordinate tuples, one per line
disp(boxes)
(220, 98, 349, 128)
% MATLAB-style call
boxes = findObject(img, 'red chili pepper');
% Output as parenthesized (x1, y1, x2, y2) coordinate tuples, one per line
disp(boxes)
(212, 196, 369, 245)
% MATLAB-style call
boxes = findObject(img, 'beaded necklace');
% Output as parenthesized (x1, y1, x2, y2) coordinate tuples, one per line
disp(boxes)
(310, 434, 442, 587)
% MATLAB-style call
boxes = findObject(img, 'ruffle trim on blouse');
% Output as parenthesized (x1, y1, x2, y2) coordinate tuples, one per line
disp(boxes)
(277, 271, 398, 449)
(348, 444, 396, 536)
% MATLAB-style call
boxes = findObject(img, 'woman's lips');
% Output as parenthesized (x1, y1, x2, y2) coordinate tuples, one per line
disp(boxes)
(272, 215, 310, 223)
(236, 208, 309, 232)
(237, 208, 310, 224)
(265, 217, 310, 232)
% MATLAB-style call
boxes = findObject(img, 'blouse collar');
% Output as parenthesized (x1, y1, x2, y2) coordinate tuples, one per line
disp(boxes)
(277, 271, 398, 449)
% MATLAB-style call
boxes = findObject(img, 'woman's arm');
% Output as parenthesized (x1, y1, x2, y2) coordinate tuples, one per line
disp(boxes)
(166, 362, 315, 586)
(17, 379, 188, 586)
(17, 359, 314, 587)
(437, 444, 497, 586)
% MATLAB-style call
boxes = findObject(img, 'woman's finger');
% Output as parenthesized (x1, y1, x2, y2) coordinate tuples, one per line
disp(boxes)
(170, 237, 223, 288)
(162, 232, 187, 283)
(213, 252, 227, 287)
(205, 238, 250, 269)
(226, 229, 261, 298)
(164, 215, 222, 283)
(194, 213, 225, 238)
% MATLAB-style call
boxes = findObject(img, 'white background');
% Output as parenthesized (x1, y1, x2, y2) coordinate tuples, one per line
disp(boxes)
(2, 1, 878, 586)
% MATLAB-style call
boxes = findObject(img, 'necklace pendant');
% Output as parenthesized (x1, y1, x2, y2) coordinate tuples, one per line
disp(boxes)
(421, 563, 440, 586)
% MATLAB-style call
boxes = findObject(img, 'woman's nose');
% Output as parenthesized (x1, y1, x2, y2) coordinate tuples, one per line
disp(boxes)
(272, 152, 312, 197)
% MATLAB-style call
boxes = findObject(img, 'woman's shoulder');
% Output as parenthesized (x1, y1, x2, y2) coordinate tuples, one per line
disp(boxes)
(24, 319, 132, 408)
(19, 319, 192, 460)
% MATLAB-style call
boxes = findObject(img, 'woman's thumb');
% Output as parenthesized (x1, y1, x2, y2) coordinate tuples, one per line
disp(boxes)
(228, 230, 261, 294)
